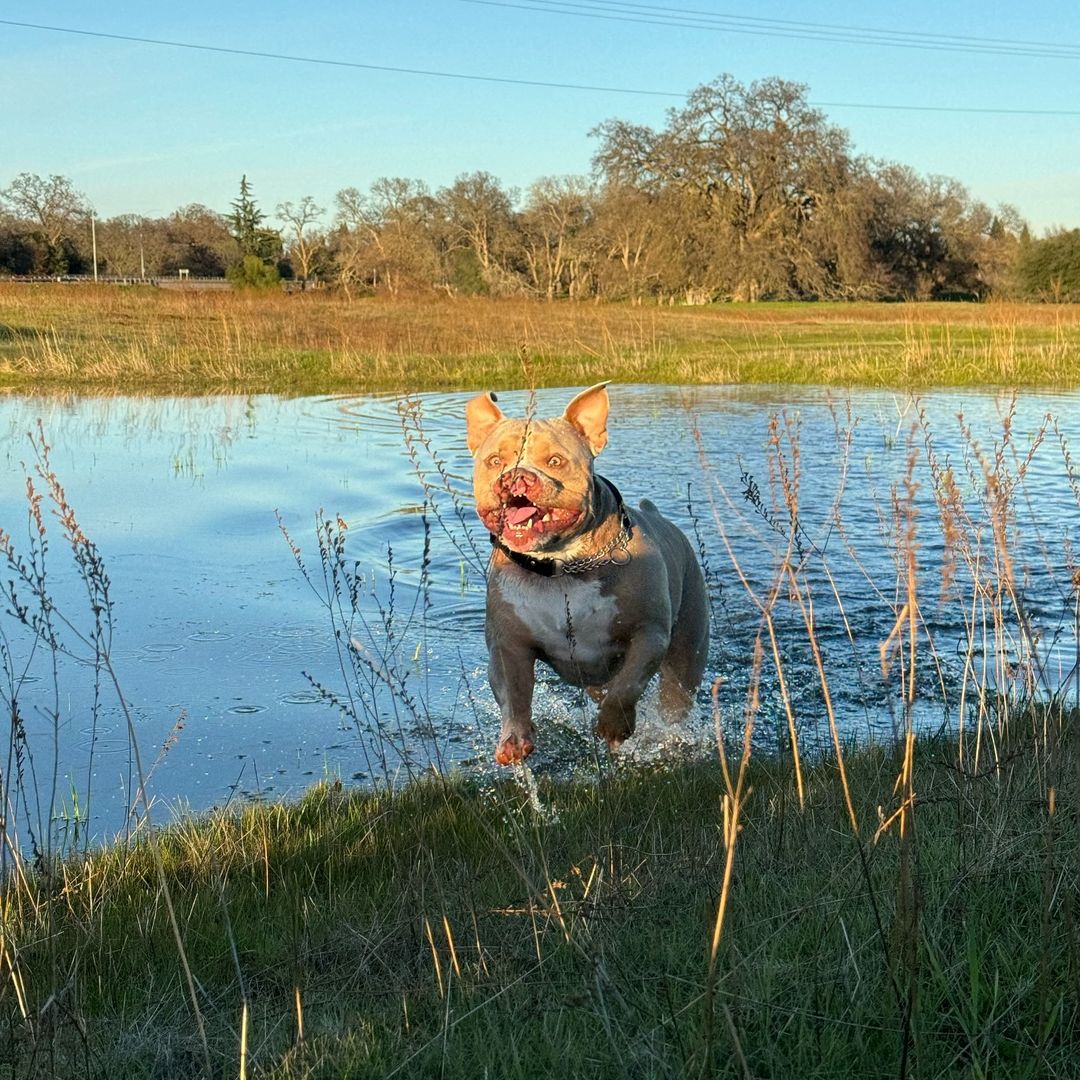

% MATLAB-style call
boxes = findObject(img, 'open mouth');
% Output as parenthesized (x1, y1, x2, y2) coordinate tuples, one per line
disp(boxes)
(483, 495, 581, 549)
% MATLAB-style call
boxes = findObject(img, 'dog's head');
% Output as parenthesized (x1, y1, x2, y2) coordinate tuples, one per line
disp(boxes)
(466, 382, 610, 554)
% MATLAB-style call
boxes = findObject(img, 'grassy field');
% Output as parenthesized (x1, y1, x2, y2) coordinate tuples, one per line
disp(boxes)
(1, 721, 1077, 1079)
(2, 284, 1080, 393)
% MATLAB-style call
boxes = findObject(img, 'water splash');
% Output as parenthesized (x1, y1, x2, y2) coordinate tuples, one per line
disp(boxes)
(513, 761, 560, 823)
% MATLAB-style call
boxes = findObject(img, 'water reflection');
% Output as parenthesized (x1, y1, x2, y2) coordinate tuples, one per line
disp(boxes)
(1, 385, 1079, 845)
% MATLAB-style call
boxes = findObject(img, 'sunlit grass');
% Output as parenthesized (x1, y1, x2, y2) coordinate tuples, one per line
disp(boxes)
(2, 284, 1079, 392)
(3, 729, 1077, 1078)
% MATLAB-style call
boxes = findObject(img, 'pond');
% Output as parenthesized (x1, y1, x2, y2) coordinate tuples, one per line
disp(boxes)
(2, 385, 1079, 848)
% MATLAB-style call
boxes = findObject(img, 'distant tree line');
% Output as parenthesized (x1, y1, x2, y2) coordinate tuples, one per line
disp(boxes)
(1, 76, 1075, 301)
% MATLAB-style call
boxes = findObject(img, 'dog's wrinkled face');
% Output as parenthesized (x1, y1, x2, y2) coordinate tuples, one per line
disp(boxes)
(466, 384, 610, 554)
(470, 417, 592, 552)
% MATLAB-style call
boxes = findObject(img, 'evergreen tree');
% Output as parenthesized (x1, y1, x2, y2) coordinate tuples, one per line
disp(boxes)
(227, 176, 283, 286)
(227, 253, 281, 289)
(229, 175, 265, 257)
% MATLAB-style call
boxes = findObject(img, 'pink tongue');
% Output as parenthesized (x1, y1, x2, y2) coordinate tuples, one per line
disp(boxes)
(506, 505, 538, 526)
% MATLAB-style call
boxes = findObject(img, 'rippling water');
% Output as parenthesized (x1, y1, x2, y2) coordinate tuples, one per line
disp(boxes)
(2, 386, 1079, 844)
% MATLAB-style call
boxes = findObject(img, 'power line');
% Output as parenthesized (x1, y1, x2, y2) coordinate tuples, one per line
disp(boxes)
(813, 101, 1080, 117)
(0, 18, 677, 98)
(501, 0, 1080, 54)
(463, 0, 1080, 60)
(4, 17, 1080, 116)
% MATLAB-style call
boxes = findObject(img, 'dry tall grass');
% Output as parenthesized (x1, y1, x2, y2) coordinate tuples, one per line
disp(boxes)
(2, 284, 1080, 392)
(692, 393, 1079, 1074)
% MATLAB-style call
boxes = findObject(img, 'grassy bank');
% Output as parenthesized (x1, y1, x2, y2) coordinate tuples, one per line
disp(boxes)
(2, 716, 1077, 1078)
(2, 285, 1080, 393)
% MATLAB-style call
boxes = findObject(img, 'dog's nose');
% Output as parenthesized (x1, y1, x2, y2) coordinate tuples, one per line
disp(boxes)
(497, 469, 538, 498)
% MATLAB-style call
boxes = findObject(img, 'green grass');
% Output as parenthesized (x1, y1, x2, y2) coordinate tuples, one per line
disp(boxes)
(3, 715, 1077, 1078)
(3, 285, 1080, 393)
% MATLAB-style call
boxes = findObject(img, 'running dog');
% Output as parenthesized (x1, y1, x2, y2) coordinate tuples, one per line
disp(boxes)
(466, 382, 709, 764)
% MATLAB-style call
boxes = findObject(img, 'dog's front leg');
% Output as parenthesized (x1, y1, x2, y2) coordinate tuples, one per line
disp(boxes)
(594, 625, 670, 750)
(489, 642, 538, 765)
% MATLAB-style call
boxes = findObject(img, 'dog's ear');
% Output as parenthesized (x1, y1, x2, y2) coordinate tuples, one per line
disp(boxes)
(466, 391, 505, 455)
(563, 381, 610, 456)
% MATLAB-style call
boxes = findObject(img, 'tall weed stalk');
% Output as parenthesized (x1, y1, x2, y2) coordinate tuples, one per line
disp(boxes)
(0, 424, 209, 1073)
(280, 509, 447, 788)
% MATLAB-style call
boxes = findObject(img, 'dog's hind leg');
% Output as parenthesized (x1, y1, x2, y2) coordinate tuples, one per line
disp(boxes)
(594, 626, 669, 750)
(658, 569, 709, 723)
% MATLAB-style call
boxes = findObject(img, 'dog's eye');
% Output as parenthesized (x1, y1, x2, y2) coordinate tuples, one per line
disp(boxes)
(486, 454, 502, 468)
(547, 455, 564, 468)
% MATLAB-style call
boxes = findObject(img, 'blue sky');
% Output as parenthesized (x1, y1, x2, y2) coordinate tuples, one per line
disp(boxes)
(2, 2, 1079, 232)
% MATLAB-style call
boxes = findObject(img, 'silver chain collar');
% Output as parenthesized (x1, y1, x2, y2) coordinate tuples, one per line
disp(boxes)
(555, 520, 634, 574)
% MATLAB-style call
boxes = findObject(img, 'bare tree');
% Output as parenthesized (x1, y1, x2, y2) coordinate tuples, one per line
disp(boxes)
(96, 214, 165, 277)
(854, 165, 985, 300)
(333, 178, 442, 295)
(276, 196, 325, 281)
(437, 171, 518, 290)
(162, 204, 233, 277)
(521, 176, 594, 299)
(588, 184, 661, 300)
(0, 172, 93, 272)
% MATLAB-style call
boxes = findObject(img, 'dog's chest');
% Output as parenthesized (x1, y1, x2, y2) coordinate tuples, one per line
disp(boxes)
(494, 572, 622, 680)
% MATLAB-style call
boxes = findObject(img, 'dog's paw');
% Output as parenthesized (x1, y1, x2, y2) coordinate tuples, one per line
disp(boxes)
(495, 727, 535, 765)
(595, 703, 635, 751)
